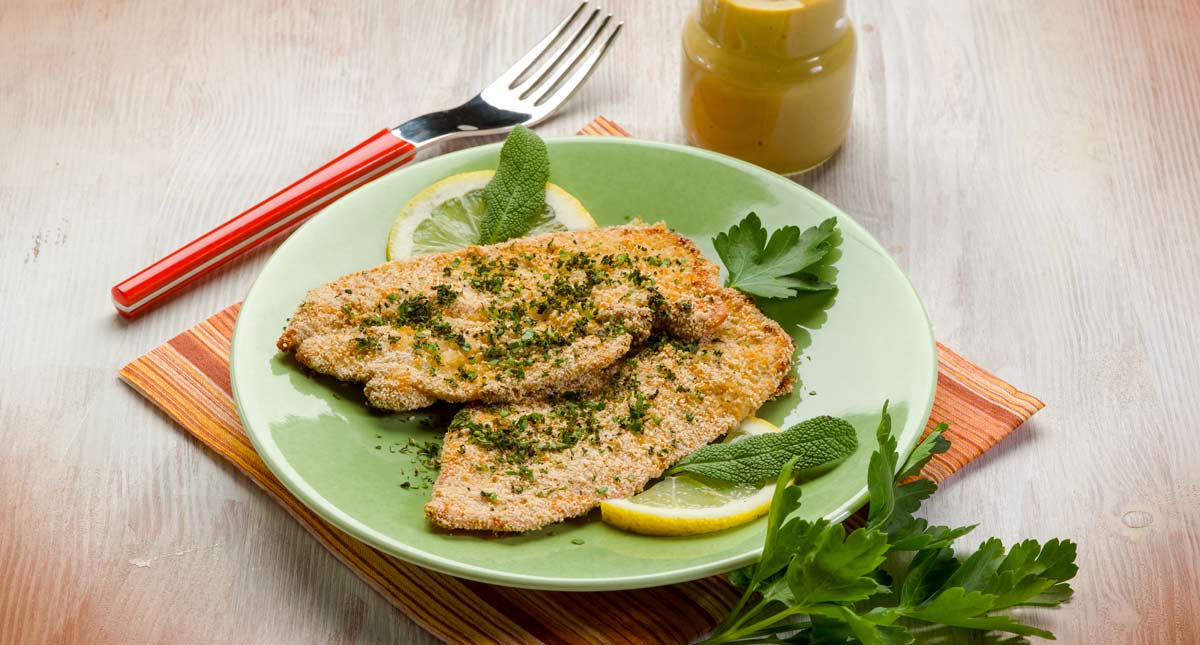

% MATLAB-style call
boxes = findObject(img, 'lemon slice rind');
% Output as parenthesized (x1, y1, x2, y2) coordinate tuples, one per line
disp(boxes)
(600, 417, 782, 537)
(386, 170, 595, 260)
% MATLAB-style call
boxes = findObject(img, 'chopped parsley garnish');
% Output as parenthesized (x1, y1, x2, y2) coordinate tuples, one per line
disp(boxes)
(616, 391, 651, 434)
(352, 336, 381, 352)
(434, 284, 459, 306)
(393, 295, 434, 326)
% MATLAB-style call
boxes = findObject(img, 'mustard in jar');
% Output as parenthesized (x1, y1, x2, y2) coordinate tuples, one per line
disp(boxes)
(681, 0, 857, 174)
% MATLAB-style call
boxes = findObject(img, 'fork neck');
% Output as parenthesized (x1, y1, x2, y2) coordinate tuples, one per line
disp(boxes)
(390, 96, 532, 145)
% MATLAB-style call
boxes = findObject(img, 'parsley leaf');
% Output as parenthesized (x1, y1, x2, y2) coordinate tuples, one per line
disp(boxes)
(865, 401, 898, 532)
(784, 520, 890, 605)
(712, 212, 838, 298)
(667, 415, 858, 483)
(889, 537, 1078, 640)
(479, 125, 550, 245)
(698, 405, 1078, 645)
(866, 408, 976, 550)
(898, 422, 951, 480)
(756, 456, 807, 581)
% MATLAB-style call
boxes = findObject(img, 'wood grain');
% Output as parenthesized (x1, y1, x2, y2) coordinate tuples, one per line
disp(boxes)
(1, 0, 1198, 643)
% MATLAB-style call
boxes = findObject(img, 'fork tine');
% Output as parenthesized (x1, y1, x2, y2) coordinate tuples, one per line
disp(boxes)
(496, 2, 589, 91)
(534, 18, 622, 108)
(516, 8, 601, 99)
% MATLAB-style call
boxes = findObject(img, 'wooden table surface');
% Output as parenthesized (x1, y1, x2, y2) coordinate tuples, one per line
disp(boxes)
(3, 0, 1198, 642)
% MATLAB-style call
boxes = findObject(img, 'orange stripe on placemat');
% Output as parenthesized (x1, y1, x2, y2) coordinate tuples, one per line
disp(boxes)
(576, 115, 631, 138)
(118, 117, 1043, 644)
(937, 343, 1044, 417)
(921, 343, 1044, 483)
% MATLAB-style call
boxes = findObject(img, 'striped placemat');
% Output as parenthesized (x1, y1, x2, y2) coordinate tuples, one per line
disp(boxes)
(119, 117, 1043, 644)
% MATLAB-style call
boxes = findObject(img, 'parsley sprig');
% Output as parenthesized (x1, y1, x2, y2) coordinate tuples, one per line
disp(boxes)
(713, 213, 839, 298)
(702, 404, 1077, 644)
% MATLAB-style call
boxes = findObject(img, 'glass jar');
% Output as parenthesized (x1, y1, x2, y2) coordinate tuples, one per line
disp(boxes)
(681, 0, 857, 174)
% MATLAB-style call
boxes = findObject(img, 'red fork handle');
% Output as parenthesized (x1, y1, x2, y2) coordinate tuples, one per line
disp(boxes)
(111, 129, 417, 318)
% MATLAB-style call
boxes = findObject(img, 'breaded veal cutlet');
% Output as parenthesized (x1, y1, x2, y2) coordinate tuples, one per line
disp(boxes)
(426, 290, 795, 532)
(277, 224, 729, 411)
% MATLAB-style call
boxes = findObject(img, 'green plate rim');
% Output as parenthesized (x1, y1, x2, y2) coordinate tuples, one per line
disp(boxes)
(231, 136, 937, 591)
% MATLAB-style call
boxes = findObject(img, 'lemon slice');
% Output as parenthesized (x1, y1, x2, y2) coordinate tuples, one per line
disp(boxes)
(386, 170, 595, 260)
(600, 417, 782, 536)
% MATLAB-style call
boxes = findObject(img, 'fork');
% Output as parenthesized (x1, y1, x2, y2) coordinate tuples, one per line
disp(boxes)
(112, 2, 622, 318)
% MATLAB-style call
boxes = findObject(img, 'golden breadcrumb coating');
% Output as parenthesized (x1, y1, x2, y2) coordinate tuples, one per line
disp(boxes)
(277, 224, 728, 411)
(425, 290, 795, 532)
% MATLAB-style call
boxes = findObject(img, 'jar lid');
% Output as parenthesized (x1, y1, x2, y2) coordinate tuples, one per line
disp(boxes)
(698, 0, 848, 59)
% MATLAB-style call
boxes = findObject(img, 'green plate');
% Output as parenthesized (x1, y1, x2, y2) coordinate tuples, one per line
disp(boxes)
(232, 138, 936, 591)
